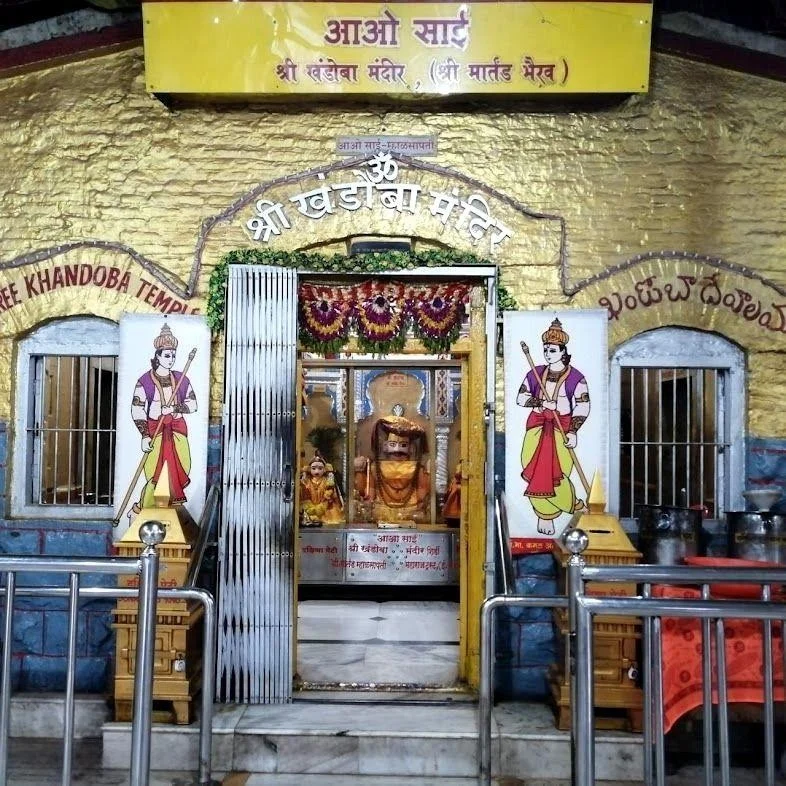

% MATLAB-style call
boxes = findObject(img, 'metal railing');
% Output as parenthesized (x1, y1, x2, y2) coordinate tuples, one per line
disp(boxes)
(478, 527, 786, 786)
(478, 591, 567, 783)
(0, 520, 217, 786)
(186, 483, 220, 589)
(576, 559, 786, 786)
(1, 521, 165, 786)
(494, 489, 515, 596)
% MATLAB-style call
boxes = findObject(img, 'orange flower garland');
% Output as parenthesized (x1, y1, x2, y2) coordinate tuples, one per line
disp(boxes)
(298, 280, 471, 354)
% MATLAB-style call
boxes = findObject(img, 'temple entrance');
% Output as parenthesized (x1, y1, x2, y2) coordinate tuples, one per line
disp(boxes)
(296, 361, 464, 689)
(218, 264, 496, 702)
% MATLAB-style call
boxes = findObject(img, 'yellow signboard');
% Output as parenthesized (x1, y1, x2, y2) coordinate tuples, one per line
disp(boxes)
(142, 1, 653, 97)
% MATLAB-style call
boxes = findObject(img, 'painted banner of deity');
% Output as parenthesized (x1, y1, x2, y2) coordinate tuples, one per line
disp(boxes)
(113, 314, 211, 536)
(503, 310, 608, 554)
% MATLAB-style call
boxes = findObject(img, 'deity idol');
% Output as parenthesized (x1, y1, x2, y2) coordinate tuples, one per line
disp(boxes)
(442, 460, 462, 527)
(299, 451, 344, 526)
(354, 409, 431, 526)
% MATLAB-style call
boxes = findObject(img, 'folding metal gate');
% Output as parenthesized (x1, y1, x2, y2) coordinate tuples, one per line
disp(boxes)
(218, 264, 297, 703)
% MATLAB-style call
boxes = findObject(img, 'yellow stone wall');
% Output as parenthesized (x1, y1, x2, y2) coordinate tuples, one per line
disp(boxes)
(1, 46, 785, 436)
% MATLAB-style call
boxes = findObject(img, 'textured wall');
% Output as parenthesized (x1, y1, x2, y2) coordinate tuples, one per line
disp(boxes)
(1, 45, 785, 696)
(1, 47, 785, 428)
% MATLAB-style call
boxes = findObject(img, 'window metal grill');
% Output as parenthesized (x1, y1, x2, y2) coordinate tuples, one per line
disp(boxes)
(618, 366, 730, 520)
(28, 355, 118, 506)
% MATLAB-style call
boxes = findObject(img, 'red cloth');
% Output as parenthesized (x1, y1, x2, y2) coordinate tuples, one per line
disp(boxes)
(655, 584, 785, 732)
(148, 416, 190, 504)
(522, 410, 571, 496)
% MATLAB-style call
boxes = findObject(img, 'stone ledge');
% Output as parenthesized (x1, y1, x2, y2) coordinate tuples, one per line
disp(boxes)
(9, 693, 110, 739)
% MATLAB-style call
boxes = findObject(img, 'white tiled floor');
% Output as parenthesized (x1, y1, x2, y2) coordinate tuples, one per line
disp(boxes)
(297, 599, 460, 686)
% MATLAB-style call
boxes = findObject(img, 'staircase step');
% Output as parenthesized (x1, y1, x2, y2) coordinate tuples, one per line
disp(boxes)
(102, 700, 643, 781)
(10, 694, 109, 739)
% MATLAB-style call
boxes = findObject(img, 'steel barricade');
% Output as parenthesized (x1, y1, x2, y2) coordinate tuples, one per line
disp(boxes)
(0, 522, 217, 786)
(478, 490, 569, 784)
(477, 594, 569, 785)
(574, 562, 786, 786)
(477, 527, 786, 786)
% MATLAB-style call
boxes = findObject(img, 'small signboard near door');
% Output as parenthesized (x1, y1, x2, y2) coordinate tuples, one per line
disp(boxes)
(113, 314, 211, 537)
(503, 310, 608, 554)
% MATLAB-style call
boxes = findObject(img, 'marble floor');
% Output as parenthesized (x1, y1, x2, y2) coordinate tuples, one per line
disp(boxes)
(297, 599, 460, 687)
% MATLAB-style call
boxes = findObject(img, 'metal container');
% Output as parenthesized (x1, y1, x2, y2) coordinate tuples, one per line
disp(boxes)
(726, 511, 786, 564)
(635, 504, 706, 565)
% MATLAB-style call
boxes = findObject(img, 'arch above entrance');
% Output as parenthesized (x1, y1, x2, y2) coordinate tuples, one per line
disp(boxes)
(195, 152, 567, 290)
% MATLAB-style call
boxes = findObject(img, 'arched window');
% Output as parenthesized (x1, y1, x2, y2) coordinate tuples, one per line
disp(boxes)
(609, 327, 745, 524)
(12, 317, 119, 519)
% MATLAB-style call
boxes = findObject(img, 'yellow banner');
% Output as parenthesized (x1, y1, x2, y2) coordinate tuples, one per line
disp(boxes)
(142, 1, 653, 96)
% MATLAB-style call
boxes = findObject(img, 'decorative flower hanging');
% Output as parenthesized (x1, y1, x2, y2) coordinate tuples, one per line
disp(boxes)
(354, 282, 407, 354)
(299, 284, 353, 355)
(409, 284, 469, 354)
(295, 280, 472, 354)
(206, 249, 517, 334)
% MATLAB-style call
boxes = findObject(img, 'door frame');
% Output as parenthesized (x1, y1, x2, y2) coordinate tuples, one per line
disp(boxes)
(292, 265, 498, 689)
(220, 264, 497, 700)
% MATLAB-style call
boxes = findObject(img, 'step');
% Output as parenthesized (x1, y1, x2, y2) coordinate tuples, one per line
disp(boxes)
(101, 700, 644, 781)
(5, 739, 779, 786)
(9, 694, 110, 739)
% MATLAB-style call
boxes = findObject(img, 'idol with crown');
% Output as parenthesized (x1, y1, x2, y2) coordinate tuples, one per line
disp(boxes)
(353, 405, 431, 526)
(516, 318, 591, 536)
(129, 323, 198, 516)
(300, 451, 345, 526)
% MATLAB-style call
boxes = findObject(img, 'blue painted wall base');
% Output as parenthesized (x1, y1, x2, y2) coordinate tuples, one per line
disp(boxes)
(1, 420, 224, 693)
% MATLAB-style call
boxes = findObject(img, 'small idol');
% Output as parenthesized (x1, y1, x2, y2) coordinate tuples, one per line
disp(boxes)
(300, 451, 344, 526)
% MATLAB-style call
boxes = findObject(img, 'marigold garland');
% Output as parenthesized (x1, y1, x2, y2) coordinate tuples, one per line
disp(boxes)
(299, 284, 353, 354)
(409, 285, 467, 354)
(354, 282, 408, 349)
(206, 248, 518, 355)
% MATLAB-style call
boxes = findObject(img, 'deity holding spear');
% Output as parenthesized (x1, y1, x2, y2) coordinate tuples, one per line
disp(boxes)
(516, 318, 591, 536)
(115, 323, 198, 525)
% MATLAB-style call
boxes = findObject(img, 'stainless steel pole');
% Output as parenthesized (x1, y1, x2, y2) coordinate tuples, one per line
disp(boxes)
(574, 599, 595, 786)
(715, 619, 730, 786)
(0, 571, 16, 786)
(62, 572, 80, 786)
(564, 528, 589, 786)
(642, 582, 654, 786)
(761, 585, 775, 786)
(478, 596, 496, 786)
(129, 521, 165, 786)
(197, 590, 216, 786)
(700, 583, 714, 786)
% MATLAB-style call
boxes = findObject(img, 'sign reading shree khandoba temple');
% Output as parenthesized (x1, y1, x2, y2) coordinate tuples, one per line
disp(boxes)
(142, 1, 653, 97)
(0, 262, 199, 319)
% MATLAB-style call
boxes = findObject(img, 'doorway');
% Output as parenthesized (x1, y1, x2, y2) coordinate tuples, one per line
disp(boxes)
(296, 360, 463, 689)
(217, 264, 496, 702)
